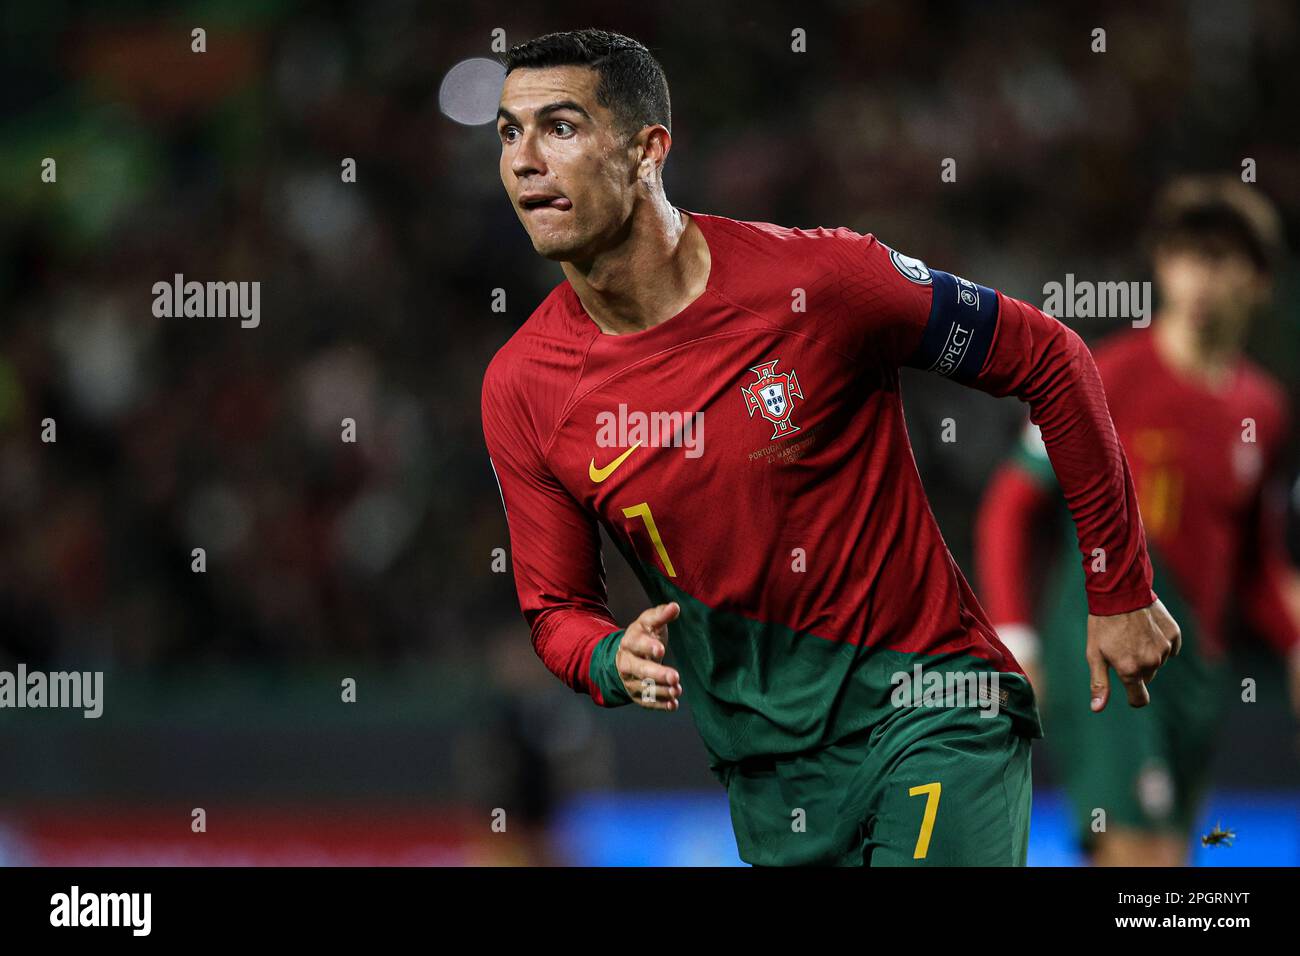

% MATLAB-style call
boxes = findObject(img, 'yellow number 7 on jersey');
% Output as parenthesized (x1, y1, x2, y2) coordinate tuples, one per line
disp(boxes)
(908, 782, 942, 859)
(622, 502, 677, 577)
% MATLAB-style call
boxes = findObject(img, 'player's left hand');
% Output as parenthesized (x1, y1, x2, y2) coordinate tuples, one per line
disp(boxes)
(1085, 597, 1182, 711)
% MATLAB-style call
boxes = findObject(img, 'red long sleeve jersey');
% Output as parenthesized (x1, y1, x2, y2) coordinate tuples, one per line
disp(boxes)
(481, 210, 1154, 768)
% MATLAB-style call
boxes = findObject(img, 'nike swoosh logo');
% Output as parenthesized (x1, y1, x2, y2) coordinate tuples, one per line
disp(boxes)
(589, 442, 642, 482)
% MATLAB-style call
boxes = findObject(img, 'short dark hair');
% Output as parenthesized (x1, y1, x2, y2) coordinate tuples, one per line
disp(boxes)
(501, 29, 671, 142)
(1147, 175, 1285, 275)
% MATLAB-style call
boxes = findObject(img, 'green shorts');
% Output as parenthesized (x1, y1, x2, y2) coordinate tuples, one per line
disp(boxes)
(1040, 556, 1227, 848)
(717, 702, 1034, 866)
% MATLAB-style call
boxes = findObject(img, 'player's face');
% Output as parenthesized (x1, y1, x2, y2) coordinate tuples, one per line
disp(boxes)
(498, 66, 640, 262)
(1153, 246, 1270, 338)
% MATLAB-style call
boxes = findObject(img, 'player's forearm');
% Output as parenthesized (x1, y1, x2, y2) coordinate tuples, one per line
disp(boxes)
(978, 293, 1155, 615)
(529, 604, 630, 706)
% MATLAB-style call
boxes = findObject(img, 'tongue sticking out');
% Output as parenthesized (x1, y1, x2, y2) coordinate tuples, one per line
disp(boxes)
(549, 197, 572, 210)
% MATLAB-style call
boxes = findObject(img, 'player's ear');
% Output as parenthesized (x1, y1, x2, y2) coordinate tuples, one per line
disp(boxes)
(639, 145, 654, 183)
(636, 125, 671, 182)
(626, 133, 650, 185)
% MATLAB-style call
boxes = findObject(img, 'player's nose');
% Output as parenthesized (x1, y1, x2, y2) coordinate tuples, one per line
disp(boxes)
(510, 130, 546, 178)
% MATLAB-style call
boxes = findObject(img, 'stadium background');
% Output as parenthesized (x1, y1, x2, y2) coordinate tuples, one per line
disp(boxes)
(1, 0, 1297, 864)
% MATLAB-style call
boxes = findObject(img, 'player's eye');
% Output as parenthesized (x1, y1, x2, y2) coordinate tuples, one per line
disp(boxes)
(499, 126, 517, 143)
(553, 121, 575, 136)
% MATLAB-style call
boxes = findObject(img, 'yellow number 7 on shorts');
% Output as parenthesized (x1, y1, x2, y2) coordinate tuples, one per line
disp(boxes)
(908, 782, 942, 859)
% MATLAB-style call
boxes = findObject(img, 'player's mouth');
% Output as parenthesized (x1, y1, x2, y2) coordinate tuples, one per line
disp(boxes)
(519, 192, 572, 213)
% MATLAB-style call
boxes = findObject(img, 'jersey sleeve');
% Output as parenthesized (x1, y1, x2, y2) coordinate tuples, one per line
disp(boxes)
(832, 230, 1156, 616)
(481, 358, 629, 706)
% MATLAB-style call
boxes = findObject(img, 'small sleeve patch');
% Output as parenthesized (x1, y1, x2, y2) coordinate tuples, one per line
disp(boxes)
(888, 247, 932, 284)
(909, 269, 1000, 383)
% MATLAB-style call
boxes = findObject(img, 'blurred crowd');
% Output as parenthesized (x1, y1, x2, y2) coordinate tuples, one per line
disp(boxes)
(1, 0, 1297, 683)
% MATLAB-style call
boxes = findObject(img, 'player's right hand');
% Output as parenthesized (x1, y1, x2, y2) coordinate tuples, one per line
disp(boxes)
(1086, 597, 1182, 711)
(616, 602, 684, 711)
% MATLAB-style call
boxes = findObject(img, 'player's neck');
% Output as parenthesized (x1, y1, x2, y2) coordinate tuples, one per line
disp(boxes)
(563, 201, 710, 335)
(1151, 312, 1240, 390)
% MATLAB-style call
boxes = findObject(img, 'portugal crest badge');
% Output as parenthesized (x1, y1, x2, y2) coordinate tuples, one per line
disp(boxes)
(741, 359, 804, 440)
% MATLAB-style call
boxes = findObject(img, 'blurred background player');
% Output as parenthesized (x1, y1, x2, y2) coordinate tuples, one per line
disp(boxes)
(976, 176, 1300, 866)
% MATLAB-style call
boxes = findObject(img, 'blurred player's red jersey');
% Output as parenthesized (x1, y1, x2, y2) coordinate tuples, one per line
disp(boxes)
(981, 329, 1296, 656)
(482, 210, 1154, 766)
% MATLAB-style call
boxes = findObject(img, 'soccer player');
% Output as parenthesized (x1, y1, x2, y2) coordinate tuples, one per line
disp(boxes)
(481, 28, 1180, 866)
(976, 176, 1300, 866)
